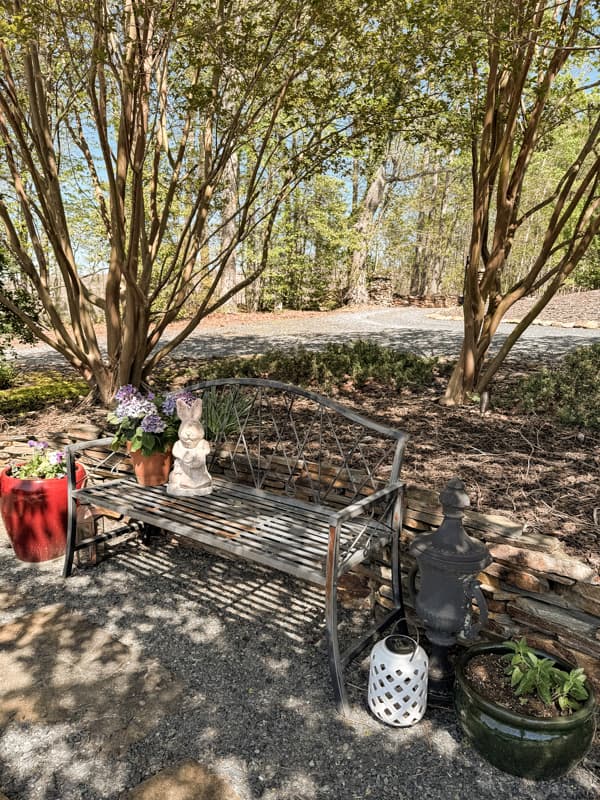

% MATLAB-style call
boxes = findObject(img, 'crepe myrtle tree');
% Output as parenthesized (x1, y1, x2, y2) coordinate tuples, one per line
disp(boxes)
(0, 0, 398, 404)
(444, 0, 600, 404)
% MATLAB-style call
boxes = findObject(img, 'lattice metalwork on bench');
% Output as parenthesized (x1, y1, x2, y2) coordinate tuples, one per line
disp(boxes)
(196, 379, 403, 509)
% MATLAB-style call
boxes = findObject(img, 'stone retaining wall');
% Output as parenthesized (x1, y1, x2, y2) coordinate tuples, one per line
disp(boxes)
(378, 484, 600, 692)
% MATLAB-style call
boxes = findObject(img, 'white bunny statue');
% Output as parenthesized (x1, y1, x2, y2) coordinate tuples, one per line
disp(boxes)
(166, 396, 213, 497)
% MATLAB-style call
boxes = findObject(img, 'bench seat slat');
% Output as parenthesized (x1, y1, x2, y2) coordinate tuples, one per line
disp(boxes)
(78, 483, 326, 584)
(81, 481, 336, 560)
(206, 483, 337, 536)
(74, 477, 388, 586)
(210, 480, 338, 524)
(125, 491, 331, 571)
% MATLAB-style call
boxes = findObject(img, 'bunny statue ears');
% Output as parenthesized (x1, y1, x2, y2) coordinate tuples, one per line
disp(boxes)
(176, 396, 202, 421)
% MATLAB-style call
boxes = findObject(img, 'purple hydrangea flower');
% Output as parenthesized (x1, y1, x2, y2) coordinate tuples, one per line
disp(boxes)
(141, 413, 166, 434)
(162, 391, 195, 415)
(115, 384, 140, 402)
(161, 394, 177, 416)
(115, 396, 156, 421)
(178, 391, 196, 406)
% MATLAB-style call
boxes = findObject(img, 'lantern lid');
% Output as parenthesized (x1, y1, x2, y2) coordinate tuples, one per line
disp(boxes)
(385, 635, 416, 655)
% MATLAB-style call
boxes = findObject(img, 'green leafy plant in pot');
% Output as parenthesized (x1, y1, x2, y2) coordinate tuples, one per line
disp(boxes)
(454, 638, 596, 780)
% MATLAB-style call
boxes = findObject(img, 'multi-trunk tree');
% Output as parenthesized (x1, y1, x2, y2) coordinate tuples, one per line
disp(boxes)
(444, 0, 600, 403)
(0, 0, 396, 403)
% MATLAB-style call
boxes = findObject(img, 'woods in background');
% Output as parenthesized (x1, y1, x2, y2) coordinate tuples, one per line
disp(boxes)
(0, 0, 598, 403)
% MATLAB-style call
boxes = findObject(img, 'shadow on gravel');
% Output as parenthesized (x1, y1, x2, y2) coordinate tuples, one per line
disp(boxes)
(0, 538, 598, 800)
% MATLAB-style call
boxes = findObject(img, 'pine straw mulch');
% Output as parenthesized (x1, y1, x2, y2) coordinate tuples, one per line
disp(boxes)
(5, 360, 599, 572)
(323, 380, 599, 569)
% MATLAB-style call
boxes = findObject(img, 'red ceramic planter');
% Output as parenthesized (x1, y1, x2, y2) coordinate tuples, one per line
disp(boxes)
(0, 464, 86, 562)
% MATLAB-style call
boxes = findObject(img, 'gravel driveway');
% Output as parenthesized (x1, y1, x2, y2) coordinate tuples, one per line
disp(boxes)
(174, 306, 600, 361)
(13, 306, 600, 369)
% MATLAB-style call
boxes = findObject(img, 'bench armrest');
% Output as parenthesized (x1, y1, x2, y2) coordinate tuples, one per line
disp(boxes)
(65, 437, 114, 455)
(64, 437, 115, 490)
(329, 480, 405, 526)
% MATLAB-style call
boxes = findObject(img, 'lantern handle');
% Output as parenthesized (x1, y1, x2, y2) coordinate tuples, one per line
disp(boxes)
(391, 618, 421, 660)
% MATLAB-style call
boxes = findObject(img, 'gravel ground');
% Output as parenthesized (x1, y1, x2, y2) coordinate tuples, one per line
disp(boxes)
(1, 536, 598, 800)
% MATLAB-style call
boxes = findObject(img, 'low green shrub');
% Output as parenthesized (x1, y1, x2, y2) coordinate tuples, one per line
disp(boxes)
(0, 359, 16, 390)
(503, 343, 599, 429)
(194, 341, 437, 392)
(0, 372, 89, 414)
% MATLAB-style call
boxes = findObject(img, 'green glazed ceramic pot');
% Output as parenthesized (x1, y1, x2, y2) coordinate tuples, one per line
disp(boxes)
(454, 642, 596, 780)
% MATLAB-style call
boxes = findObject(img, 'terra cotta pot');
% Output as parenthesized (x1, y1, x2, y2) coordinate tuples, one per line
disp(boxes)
(0, 463, 86, 562)
(127, 445, 173, 486)
(454, 641, 596, 780)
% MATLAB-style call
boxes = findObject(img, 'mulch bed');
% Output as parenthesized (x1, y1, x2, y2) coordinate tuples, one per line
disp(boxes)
(326, 379, 599, 569)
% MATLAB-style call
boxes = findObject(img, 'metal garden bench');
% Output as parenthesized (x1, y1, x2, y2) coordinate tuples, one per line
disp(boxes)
(63, 378, 410, 713)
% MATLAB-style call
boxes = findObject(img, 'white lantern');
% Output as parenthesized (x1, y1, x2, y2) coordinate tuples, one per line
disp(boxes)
(368, 634, 428, 727)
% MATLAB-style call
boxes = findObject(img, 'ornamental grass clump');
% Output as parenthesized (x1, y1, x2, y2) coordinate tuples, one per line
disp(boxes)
(108, 385, 194, 456)
(12, 440, 67, 479)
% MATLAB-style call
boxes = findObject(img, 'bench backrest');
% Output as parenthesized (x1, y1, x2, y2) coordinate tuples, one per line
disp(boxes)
(189, 378, 409, 508)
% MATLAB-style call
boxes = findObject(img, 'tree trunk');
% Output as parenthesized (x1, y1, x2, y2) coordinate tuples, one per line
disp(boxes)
(409, 150, 433, 295)
(347, 163, 387, 304)
(443, 0, 596, 404)
(219, 152, 240, 311)
(427, 168, 451, 294)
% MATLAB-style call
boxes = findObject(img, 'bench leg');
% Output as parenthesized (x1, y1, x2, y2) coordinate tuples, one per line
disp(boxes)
(140, 523, 163, 545)
(325, 487, 408, 713)
(325, 523, 350, 714)
(391, 484, 408, 635)
(325, 576, 348, 711)
(62, 493, 78, 578)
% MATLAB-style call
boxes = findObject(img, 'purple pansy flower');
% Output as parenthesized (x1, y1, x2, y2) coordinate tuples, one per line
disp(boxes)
(28, 440, 49, 450)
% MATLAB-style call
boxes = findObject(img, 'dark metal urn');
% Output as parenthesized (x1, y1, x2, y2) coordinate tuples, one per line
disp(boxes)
(409, 478, 491, 701)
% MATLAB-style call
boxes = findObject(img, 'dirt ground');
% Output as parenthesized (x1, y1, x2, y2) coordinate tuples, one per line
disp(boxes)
(508, 289, 600, 325)
(427, 289, 600, 326)
(3, 292, 599, 569)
